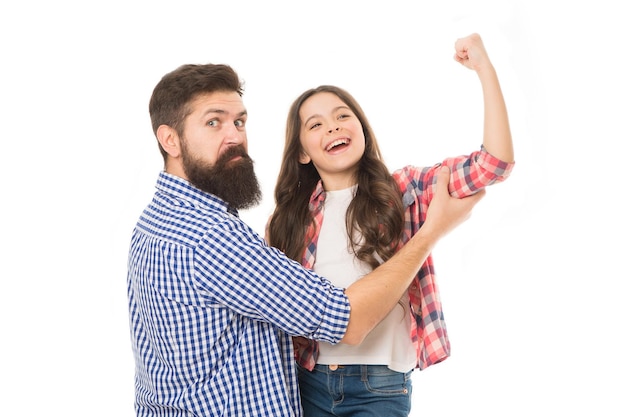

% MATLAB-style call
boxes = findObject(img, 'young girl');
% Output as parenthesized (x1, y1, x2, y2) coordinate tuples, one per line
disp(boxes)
(266, 33, 515, 417)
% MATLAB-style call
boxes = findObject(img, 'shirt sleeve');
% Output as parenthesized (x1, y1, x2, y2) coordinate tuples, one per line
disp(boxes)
(445, 144, 515, 198)
(193, 217, 350, 345)
(394, 145, 515, 205)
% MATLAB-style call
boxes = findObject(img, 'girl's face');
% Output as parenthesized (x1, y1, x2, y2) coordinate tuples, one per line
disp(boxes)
(298, 92, 366, 190)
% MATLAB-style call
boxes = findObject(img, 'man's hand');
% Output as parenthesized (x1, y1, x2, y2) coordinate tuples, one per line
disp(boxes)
(421, 165, 485, 241)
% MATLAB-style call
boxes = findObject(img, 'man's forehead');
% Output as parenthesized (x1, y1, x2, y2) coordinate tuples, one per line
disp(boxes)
(191, 91, 246, 115)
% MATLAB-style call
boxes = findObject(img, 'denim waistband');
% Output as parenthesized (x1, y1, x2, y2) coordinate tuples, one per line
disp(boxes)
(312, 364, 397, 376)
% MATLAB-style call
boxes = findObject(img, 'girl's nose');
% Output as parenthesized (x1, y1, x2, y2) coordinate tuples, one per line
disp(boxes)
(327, 126, 340, 133)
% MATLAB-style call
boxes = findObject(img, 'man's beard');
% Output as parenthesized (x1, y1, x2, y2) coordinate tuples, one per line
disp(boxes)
(181, 142, 262, 211)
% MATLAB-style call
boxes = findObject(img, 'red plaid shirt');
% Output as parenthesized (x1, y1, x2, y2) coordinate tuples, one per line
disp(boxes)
(292, 146, 514, 371)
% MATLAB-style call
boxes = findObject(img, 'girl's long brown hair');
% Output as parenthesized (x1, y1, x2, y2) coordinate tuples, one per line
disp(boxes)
(267, 86, 404, 269)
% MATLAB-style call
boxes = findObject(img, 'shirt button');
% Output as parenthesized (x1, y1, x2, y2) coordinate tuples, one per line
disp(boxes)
(329, 364, 338, 371)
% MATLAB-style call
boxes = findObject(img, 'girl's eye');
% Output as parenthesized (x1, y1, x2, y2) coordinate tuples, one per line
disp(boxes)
(338, 113, 350, 120)
(309, 122, 321, 130)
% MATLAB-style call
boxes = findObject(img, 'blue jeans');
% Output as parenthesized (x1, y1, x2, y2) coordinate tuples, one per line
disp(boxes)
(298, 364, 412, 417)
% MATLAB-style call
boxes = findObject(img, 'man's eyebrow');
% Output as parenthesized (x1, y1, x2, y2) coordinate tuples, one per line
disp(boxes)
(202, 109, 247, 118)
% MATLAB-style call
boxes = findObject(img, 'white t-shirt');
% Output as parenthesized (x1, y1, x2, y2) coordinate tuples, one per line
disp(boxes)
(314, 186, 417, 372)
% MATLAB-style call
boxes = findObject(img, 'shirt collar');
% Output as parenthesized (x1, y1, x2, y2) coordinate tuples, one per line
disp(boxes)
(155, 171, 238, 216)
(309, 180, 359, 207)
(309, 180, 326, 205)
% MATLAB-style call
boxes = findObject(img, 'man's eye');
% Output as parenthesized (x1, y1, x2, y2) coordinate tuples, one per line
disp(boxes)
(235, 120, 245, 127)
(207, 120, 218, 127)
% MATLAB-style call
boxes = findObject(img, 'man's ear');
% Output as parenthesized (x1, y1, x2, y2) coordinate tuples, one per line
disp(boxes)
(299, 151, 311, 164)
(156, 125, 181, 158)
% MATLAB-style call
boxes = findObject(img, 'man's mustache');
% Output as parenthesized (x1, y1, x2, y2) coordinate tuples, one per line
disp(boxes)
(217, 145, 252, 165)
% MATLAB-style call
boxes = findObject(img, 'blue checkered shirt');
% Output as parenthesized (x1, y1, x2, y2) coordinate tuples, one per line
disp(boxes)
(127, 172, 350, 416)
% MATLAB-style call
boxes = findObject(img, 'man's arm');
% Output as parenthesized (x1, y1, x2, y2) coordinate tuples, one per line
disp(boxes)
(341, 166, 484, 345)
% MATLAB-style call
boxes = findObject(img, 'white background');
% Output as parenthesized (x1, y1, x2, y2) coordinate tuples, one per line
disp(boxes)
(2, 1, 624, 415)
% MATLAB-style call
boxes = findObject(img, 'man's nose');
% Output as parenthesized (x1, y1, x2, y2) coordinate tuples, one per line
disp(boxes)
(224, 124, 245, 144)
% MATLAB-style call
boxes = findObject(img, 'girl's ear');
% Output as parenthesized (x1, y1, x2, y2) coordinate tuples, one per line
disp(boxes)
(299, 151, 311, 164)
(298, 152, 311, 165)
(156, 125, 181, 158)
